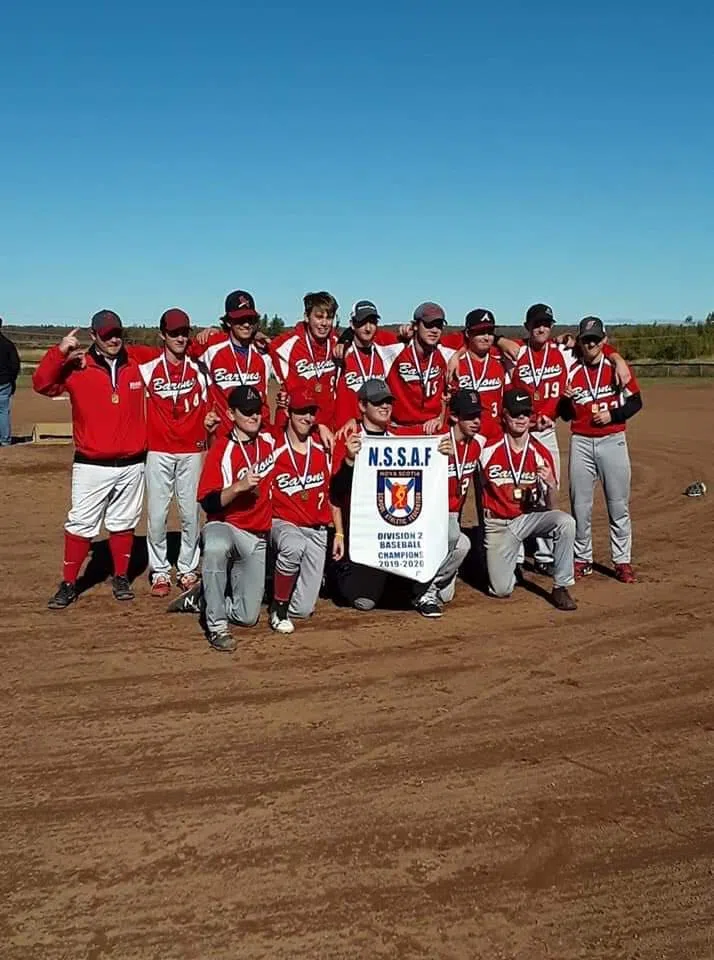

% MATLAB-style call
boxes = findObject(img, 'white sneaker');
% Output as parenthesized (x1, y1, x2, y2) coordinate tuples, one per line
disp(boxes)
(270, 602, 295, 634)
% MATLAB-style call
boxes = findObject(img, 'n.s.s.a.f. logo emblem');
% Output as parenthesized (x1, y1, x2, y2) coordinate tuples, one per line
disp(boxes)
(376, 469, 423, 526)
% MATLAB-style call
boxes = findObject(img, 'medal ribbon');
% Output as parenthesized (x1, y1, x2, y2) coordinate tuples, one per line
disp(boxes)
(504, 436, 530, 488)
(351, 343, 376, 385)
(526, 345, 548, 391)
(160, 352, 189, 415)
(410, 340, 435, 395)
(285, 435, 312, 494)
(231, 342, 255, 386)
(450, 428, 472, 483)
(583, 355, 605, 403)
(234, 434, 260, 474)
(464, 352, 489, 392)
(305, 329, 332, 382)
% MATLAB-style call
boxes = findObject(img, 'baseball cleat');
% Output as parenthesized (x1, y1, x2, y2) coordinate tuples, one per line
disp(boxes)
(574, 561, 593, 580)
(208, 628, 237, 653)
(48, 581, 77, 610)
(534, 561, 555, 577)
(150, 574, 172, 599)
(112, 575, 135, 601)
(177, 571, 200, 592)
(551, 586, 577, 611)
(269, 601, 295, 635)
(614, 563, 637, 583)
(166, 583, 202, 614)
(414, 599, 443, 619)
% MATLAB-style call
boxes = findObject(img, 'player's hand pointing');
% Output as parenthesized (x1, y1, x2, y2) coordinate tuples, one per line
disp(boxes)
(59, 328, 81, 356)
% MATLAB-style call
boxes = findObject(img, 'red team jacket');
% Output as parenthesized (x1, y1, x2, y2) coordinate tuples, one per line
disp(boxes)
(566, 356, 639, 437)
(479, 435, 557, 521)
(271, 433, 332, 526)
(133, 349, 210, 454)
(270, 325, 338, 427)
(197, 430, 276, 534)
(33, 345, 146, 461)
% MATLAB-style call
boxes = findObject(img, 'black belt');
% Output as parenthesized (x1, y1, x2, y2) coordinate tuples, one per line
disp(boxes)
(74, 451, 147, 468)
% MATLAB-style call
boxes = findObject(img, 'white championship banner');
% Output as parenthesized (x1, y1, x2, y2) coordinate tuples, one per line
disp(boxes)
(349, 435, 449, 583)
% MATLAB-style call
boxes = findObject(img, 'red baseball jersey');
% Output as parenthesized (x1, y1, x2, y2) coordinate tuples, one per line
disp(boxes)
(138, 352, 210, 454)
(507, 341, 568, 420)
(444, 430, 486, 512)
(382, 341, 455, 426)
(333, 331, 399, 428)
(449, 351, 505, 440)
(270, 325, 338, 427)
(271, 433, 332, 526)
(479, 434, 556, 520)
(197, 429, 276, 533)
(566, 356, 640, 437)
(197, 336, 273, 427)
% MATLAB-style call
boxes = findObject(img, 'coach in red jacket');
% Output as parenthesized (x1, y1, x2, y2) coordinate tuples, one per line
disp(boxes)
(33, 310, 147, 609)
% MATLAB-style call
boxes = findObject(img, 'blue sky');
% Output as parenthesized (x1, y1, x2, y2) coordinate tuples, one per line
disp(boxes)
(1, 0, 712, 328)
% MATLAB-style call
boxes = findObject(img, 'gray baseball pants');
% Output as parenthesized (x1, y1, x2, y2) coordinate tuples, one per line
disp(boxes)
(569, 433, 632, 564)
(531, 425, 561, 566)
(485, 510, 575, 597)
(145, 451, 202, 578)
(418, 512, 471, 604)
(270, 519, 327, 619)
(201, 521, 266, 632)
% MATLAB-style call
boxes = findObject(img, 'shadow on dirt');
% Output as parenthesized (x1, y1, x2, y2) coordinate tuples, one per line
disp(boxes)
(76, 532, 183, 594)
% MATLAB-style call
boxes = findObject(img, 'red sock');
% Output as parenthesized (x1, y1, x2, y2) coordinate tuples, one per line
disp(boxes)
(273, 570, 297, 604)
(109, 530, 134, 577)
(62, 532, 92, 584)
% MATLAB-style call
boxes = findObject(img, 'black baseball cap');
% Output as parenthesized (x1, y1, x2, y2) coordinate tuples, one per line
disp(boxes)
(413, 301, 446, 324)
(525, 303, 555, 327)
(90, 309, 122, 337)
(357, 378, 394, 404)
(228, 385, 262, 414)
(450, 389, 482, 419)
(503, 388, 533, 417)
(351, 300, 380, 325)
(223, 290, 259, 322)
(578, 316, 606, 340)
(465, 308, 496, 332)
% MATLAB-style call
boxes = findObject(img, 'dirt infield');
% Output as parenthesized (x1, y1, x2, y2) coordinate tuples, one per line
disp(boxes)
(1, 382, 713, 959)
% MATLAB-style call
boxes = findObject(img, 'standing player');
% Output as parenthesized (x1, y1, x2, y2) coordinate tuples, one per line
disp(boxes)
(33, 311, 147, 608)
(443, 309, 505, 441)
(479, 388, 577, 610)
(562, 317, 642, 582)
(269, 387, 332, 634)
(333, 300, 399, 429)
(197, 290, 273, 427)
(382, 302, 455, 431)
(168, 385, 276, 651)
(0, 317, 20, 447)
(271, 292, 339, 428)
(137, 308, 211, 597)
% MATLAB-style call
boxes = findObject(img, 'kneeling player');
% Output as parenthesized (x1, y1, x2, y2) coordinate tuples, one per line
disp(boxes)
(269, 388, 332, 634)
(168, 385, 275, 651)
(479, 388, 577, 610)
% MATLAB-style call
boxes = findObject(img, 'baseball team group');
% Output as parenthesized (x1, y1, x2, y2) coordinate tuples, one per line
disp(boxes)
(32, 290, 643, 652)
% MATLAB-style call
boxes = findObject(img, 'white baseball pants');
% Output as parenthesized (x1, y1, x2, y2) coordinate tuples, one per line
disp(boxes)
(145, 451, 203, 578)
(485, 510, 575, 596)
(418, 512, 471, 605)
(530, 424, 561, 566)
(65, 461, 145, 539)
(270, 519, 327, 619)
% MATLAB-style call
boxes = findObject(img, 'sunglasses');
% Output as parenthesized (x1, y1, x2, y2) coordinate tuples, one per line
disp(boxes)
(367, 398, 393, 407)
(165, 328, 190, 339)
(353, 315, 378, 329)
(97, 327, 123, 340)
(229, 316, 259, 326)
(419, 319, 445, 330)
(291, 406, 318, 416)
(580, 337, 602, 346)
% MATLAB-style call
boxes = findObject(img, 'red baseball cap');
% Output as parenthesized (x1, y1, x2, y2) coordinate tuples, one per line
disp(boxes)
(289, 387, 319, 411)
(160, 308, 191, 333)
(90, 309, 122, 339)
